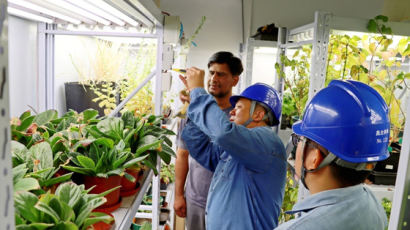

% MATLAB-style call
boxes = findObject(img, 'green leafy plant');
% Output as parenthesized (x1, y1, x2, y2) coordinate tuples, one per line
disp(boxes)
(71, 38, 157, 116)
(160, 164, 175, 185)
(381, 197, 392, 221)
(325, 15, 410, 142)
(275, 46, 312, 128)
(12, 164, 40, 193)
(62, 138, 141, 179)
(279, 170, 299, 223)
(14, 182, 114, 230)
(11, 141, 72, 190)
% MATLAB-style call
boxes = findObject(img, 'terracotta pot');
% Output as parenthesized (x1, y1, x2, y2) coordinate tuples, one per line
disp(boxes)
(54, 168, 68, 177)
(90, 213, 115, 230)
(84, 175, 121, 208)
(121, 168, 140, 191)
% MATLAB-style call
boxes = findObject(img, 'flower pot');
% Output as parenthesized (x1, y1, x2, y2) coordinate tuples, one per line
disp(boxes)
(84, 175, 122, 210)
(54, 168, 68, 177)
(64, 82, 120, 117)
(160, 208, 170, 225)
(121, 168, 141, 191)
(90, 213, 115, 230)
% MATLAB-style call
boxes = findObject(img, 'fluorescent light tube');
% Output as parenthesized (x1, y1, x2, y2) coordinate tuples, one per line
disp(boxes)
(48, 0, 110, 25)
(110, 0, 153, 28)
(65, 0, 125, 26)
(8, 6, 53, 23)
(8, 0, 81, 24)
(87, 0, 139, 26)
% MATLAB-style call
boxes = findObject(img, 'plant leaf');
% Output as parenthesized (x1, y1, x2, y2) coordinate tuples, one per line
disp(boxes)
(136, 135, 163, 155)
(77, 155, 96, 170)
(14, 178, 40, 193)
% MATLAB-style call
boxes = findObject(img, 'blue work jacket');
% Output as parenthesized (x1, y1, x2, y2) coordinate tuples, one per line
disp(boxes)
(181, 88, 287, 230)
(275, 184, 388, 230)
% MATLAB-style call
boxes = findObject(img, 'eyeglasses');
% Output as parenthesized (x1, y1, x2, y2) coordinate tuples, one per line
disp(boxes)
(291, 133, 302, 146)
(291, 133, 329, 156)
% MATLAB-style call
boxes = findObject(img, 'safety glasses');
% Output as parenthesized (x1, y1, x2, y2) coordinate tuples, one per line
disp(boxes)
(291, 133, 302, 147)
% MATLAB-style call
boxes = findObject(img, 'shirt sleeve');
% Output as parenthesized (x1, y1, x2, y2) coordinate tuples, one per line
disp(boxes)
(187, 87, 278, 172)
(181, 119, 222, 172)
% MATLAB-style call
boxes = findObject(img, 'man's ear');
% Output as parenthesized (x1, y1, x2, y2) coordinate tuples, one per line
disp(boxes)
(232, 75, 239, 86)
(305, 148, 324, 170)
(252, 108, 265, 122)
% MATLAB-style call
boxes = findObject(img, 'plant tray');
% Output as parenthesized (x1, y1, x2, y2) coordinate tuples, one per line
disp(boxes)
(374, 152, 400, 173)
(368, 171, 397, 185)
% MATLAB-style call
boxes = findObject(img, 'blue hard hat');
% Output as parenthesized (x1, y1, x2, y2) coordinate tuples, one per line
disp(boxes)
(293, 80, 390, 163)
(230, 83, 282, 125)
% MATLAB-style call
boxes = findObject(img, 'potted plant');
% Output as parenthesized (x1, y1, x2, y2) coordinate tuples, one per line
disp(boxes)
(66, 39, 157, 117)
(160, 164, 175, 190)
(62, 137, 136, 212)
(14, 182, 115, 229)
(11, 141, 73, 193)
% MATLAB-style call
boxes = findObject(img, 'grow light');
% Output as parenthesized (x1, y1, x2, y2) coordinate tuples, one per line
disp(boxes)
(86, 0, 140, 27)
(289, 28, 314, 42)
(64, 0, 125, 26)
(8, 6, 53, 23)
(45, 0, 110, 25)
(109, 0, 154, 28)
(8, 0, 81, 24)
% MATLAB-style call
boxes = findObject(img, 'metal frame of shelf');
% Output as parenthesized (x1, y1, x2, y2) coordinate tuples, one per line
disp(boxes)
(114, 169, 154, 230)
(0, 0, 168, 229)
(277, 11, 410, 230)
(240, 37, 278, 94)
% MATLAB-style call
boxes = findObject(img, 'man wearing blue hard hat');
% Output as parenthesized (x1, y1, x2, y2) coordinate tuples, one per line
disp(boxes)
(275, 80, 389, 230)
(180, 67, 287, 230)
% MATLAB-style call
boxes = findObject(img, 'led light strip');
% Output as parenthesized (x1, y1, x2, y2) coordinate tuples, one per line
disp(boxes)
(87, 0, 139, 27)
(110, 0, 153, 28)
(65, 0, 125, 26)
(46, 0, 110, 25)
(8, 0, 81, 24)
(8, 6, 53, 23)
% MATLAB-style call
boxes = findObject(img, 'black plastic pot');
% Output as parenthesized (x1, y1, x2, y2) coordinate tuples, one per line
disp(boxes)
(64, 82, 120, 117)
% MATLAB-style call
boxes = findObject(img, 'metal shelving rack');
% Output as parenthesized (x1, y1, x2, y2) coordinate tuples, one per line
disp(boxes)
(239, 38, 278, 94)
(1, 0, 171, 229)
(275, 11, 410, 230)
(114, 169, 154, 230)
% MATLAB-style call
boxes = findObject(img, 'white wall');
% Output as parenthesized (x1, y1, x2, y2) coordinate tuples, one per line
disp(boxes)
(8, 16, 38, 117)
(54, 35, 96, 115)
(251, 47, 277, 86)
(160, 0, 243, 70)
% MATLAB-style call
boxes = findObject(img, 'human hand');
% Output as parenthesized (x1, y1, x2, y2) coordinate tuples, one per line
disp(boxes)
(179, 89, 190, 104)
(174, 195, 187, 217)
(179, 67, 205, 91)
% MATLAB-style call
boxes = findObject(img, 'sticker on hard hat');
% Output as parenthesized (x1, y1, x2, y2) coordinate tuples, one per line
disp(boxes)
(375, 129, 389, 136)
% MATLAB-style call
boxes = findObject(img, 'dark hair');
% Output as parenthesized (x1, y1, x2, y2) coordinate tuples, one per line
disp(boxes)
(207, 51, 243, 76)
(329, 163, 371, 187)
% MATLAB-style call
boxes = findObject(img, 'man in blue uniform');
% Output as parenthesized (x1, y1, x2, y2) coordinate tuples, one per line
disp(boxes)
(174, 52, 243, 230)
(275, 80, 389, 230)
(180, 67, 287, 229)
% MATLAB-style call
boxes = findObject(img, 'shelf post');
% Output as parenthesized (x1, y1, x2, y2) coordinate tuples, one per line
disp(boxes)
(0, 1, 15, 228)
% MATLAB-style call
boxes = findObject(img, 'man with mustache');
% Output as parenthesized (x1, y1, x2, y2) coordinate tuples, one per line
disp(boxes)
(174, 51, 243, 230)
(179, 66, 287, 229)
